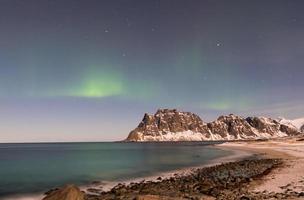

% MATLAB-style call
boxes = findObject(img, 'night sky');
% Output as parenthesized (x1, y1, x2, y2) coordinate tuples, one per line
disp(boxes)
(0, 0, 304, 142)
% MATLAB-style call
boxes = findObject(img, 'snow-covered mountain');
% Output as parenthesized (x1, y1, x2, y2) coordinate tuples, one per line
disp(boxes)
(126, 109, 302, 142)
(278, 117, 304, 132)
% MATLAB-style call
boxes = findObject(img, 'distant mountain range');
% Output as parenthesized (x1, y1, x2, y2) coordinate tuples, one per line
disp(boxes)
(126, 109, 304, 142)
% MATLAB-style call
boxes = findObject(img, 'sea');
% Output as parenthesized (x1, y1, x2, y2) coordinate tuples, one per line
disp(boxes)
(0, 142, 235, 199)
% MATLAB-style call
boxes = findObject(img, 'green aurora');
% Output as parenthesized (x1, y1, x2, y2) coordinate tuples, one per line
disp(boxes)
(68, 67, 124, 98)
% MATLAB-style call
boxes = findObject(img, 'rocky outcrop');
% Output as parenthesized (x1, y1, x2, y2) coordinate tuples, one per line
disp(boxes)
(280, 124, 300, 136)
(126, 109, 302, 141)
(207, 114, 257, 140)
(126, 109, 211, 141)
(43, 185, 85, 200)
(277, 117, 304, 133)
(246, 117, 280, 136)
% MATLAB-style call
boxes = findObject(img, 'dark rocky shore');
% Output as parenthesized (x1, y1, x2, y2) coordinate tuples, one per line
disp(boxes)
(43, 158, 304, 200)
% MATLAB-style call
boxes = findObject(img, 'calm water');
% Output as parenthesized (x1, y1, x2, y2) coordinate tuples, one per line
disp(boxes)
(0, 142, 231, 198)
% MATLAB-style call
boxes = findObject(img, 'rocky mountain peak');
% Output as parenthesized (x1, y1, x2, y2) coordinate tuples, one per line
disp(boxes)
(277, 117, 304, 132)
(155, 108, 177, 114)
(245, 117, 281, 136)
(126, 109, 210, 141)
(126, 109, 303, 142)
(142, 113, 154, 124)
(208, 114, 256, 140)
(216, 114, 246, 122)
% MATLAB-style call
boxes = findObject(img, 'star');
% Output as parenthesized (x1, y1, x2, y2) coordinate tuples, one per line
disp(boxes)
(216, 43, 221, 47)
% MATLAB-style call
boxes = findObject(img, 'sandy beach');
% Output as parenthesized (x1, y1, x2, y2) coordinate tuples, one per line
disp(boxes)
(219, 137, 304, 199)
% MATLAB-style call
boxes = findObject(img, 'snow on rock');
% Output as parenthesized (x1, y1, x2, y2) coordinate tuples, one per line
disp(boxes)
(278, 117, 304, 132)
(126, 109, 303, 142)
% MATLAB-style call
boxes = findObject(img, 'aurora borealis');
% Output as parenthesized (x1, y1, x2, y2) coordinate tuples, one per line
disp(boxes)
(0, 0, 304, 142)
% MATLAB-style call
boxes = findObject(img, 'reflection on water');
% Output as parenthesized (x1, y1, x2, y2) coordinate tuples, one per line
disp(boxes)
(0, 141, 230, 197)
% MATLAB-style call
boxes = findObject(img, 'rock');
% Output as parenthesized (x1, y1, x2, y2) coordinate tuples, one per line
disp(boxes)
(126, 109, 210, 141)
(44, 188, 59, 195)
(297, 137, 304, 141)
(208, 114, 257, 139)
(125, 109, 302, 142)
(82, 158, 282, 200)
(87, 188, 102, 194)
(246, 117, 281, 136)
(245, 178, 253, 182)
(136, 195, 184, 200)
(274, 193, 283, 199)
(42, 184, 85, 200)
(136, 195, 160, 200)
(280, 124, 300, 136)
(240, 196, 250, 200)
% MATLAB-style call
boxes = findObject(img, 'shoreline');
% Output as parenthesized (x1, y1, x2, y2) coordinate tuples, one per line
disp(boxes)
(81, 146, 255, 194)
(2, 145, 254, 200)
(219, 138, 304, 195)
(82, 158, 283, 200)
(74, 138, 304, 199)
(5, 138, 304, 200)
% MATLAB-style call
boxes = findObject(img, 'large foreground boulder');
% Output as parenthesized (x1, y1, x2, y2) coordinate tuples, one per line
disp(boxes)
(42, 184, 85, 200)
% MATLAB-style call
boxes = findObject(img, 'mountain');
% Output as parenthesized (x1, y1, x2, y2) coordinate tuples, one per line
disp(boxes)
(246, 116, 301, 136)
(126, 109, 302, 142)
(126, 109, 212, 141)
(277, 117, 304, 132)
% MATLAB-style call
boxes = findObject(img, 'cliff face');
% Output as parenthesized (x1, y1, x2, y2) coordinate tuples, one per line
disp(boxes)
(207, 114, 257, 140)
(126, 109, 302, 142)
(126, 109, 211, 141)
(277, 117, 304, 133)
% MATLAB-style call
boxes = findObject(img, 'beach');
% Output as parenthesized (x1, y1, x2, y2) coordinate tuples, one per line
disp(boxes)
(4, 138, 304, 200)
(39, 137, 303, 200)
(219, 137, 304, 197)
